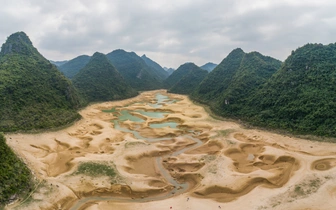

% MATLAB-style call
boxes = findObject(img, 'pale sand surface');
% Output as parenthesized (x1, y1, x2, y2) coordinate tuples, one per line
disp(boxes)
(5, 90, 336, 210)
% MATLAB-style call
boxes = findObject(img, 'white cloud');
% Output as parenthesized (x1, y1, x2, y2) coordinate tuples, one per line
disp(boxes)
(0, 0, 336, 67)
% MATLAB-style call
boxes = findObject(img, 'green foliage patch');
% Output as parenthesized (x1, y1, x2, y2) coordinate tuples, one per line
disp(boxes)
(168, 63, 208, 95)
(0, 133, 33, 206)
(106, 49, 163, 91)
(72, 52, 137, 104)
(73, 162, 117, 180)
(0, 32, 82, 132)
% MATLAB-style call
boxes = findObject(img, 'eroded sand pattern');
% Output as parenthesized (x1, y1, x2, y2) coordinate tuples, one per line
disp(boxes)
(5, 90, 336, 210)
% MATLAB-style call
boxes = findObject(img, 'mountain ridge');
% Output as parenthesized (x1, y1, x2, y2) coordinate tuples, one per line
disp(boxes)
(72, 52, 137, 103)
(0, 32, 81, 132)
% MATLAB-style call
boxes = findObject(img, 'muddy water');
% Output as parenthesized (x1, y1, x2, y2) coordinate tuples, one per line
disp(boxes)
(70, 93, 203, 210)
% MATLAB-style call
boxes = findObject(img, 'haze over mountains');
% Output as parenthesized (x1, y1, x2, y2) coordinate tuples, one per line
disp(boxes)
(2, 30, 336, 207)
(1, 31, 336, 138)
(200, 62, 217, 72)
(58, 55, 91, 79)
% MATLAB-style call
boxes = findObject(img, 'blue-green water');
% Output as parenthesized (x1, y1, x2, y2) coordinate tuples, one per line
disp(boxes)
(149, 122, 178, 129)
(117, 110, 145, 122)
(70, 93, 202, 210)
(135, 109, 170, 118)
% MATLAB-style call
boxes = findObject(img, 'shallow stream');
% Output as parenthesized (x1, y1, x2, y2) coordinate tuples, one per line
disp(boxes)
(70, 93, 203, 210)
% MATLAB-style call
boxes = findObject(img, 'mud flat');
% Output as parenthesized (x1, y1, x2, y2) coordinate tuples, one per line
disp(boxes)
(5, 90, 336, 210)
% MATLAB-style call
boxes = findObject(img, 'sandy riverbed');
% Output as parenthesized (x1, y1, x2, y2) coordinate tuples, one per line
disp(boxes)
(5, 90, 336, 210)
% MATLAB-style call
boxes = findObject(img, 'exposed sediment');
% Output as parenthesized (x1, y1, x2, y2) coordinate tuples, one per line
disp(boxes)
(5, 90, 336, 210)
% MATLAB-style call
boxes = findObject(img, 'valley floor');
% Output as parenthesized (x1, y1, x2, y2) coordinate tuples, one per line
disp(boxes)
(5, 90, 336, 210)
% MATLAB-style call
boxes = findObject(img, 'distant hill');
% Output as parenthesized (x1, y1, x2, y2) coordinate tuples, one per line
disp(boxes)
(0, 133, 32, 206)
(73, 52, 137, 103)
(0, 32, 81, 132)
(192, 48, 281, 117)
(168, 63, 208, 95)
(164, 67, 175, 76)
(106, 49, 162, 90)
(50, 60, 68, 66)
(141, 54, 169, 80)
(58, 55, 91, 79)
(200, 62, 217, 72)
(164, 63, 197, 89)
(245, 43, 336, 136)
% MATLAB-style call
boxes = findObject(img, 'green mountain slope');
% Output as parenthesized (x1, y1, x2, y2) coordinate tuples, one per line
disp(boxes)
(58, 55, 91, 79)
(164, 63, 197, 88)
(168, 63, 208, 94)
(192, 48, 246, 103)
(246, 43, 336, 136)
(73, 52, 137, 103)
(141, 54, 169, 80)
(0, 32, 81, 132)
(106, 50, 162, 90)
(0, 133, 32, 206)
(212, 51, 282, 116)
(192, 49, 281, 111)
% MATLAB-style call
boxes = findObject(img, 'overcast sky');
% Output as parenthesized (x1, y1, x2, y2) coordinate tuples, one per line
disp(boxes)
(1, 0, 336, 68)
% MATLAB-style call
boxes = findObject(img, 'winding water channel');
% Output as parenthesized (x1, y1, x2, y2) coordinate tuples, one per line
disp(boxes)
(69, 94, 204, 210)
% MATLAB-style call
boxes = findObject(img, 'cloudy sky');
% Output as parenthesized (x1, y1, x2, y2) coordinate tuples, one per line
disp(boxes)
(0, 0, 335, 68)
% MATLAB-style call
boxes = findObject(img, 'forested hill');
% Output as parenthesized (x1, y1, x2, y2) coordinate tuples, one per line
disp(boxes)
(0, 32, 81, 132)
(106, 49, 163, 90)
(210, 51, 282, 116)
(168, 63, 208, 95)
(58, 55, 91, 79)
(192, 48, 246, 103)
(244, 43, 336, 136)
(164, 63, 198, 88)
(192, 48, 281, 108)
(0, 133, 32, 206)
(141, 54, 169, 80)
(73, 52, 137, 103)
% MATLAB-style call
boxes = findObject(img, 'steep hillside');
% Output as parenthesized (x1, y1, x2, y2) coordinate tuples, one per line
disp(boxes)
(192, 48, 246, 103)
(106, 49, 162, 90)
(164, 63, 197, 88)
(212, 51, 282, 115)
(73, 52, 137, 103)
(246, 43, 336, 136)
(168, 64, 208, 94)
(58, 55, 91, 79)
(0, 32, 81, 132)
(0, 133, 32, 206)
(200, 62, 217, 72)
(141, 54, 169, 80)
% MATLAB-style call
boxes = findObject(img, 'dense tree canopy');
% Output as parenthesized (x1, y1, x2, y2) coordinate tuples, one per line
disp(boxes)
(73, 52, 137, 103)
(168, 63, 208, 95)
(106, 49, 163, 90)
(0, 133, 32, 206)
(0, 32, 81, 132)
(244, 43, 336, 136)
